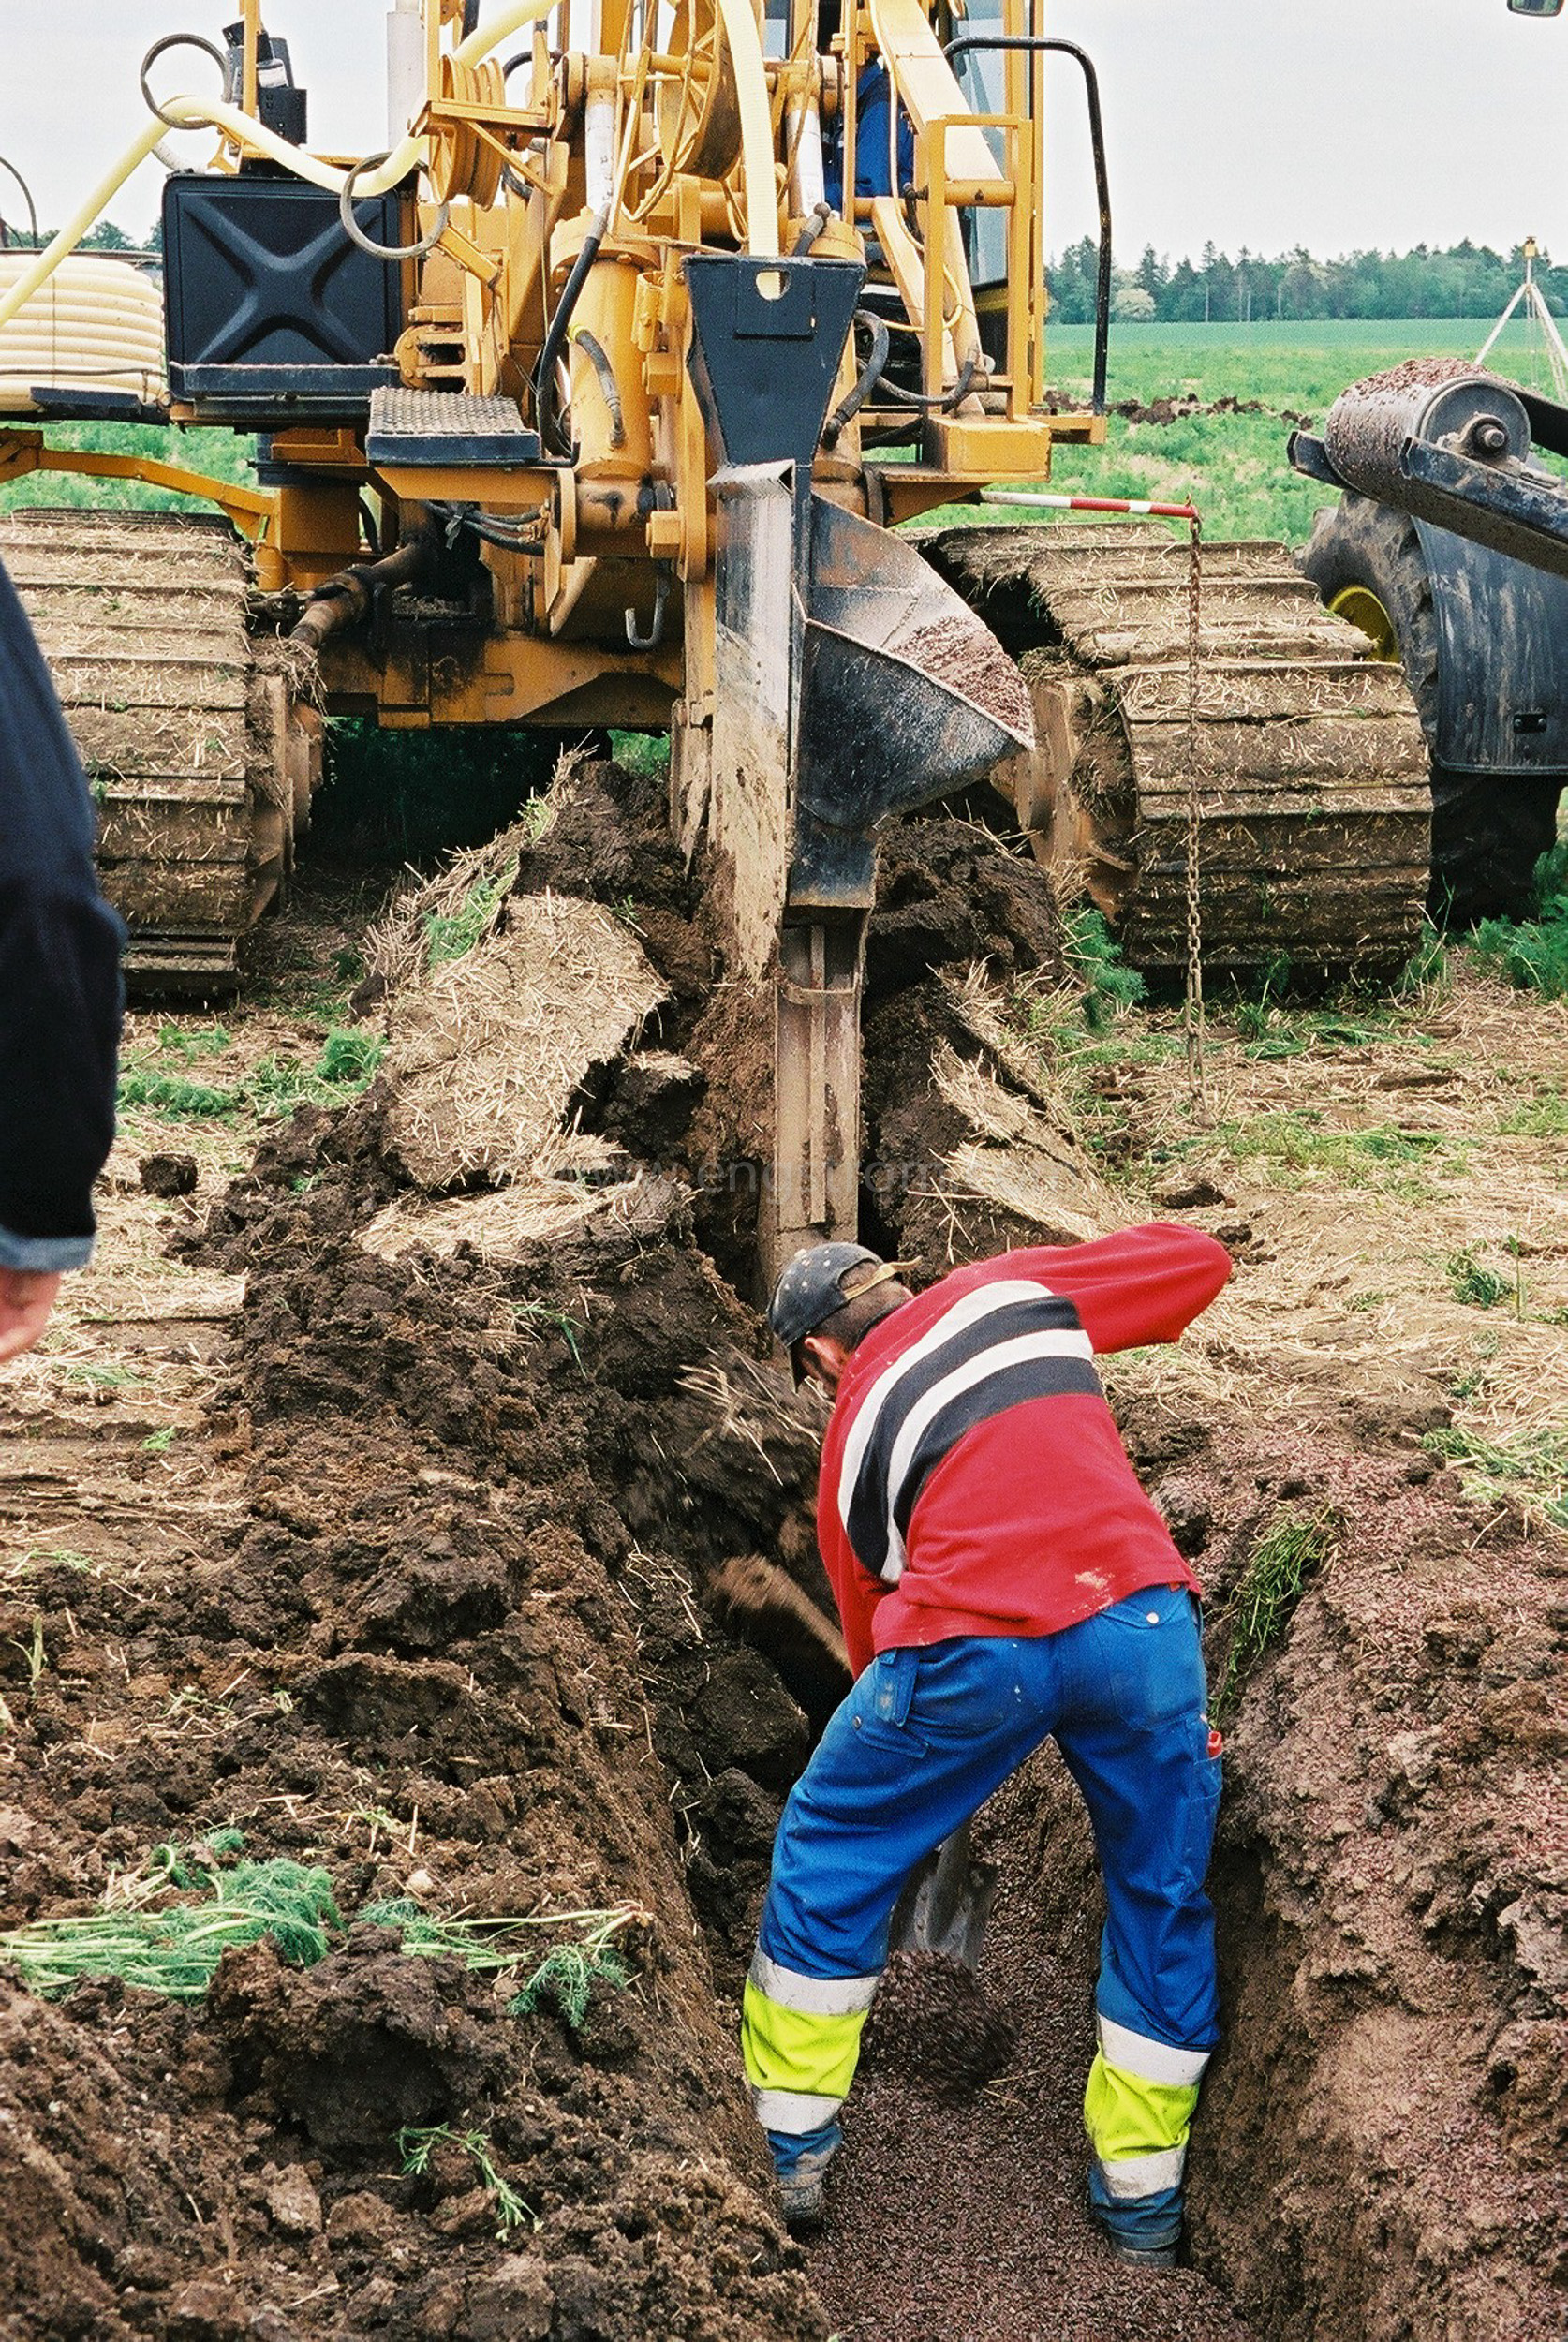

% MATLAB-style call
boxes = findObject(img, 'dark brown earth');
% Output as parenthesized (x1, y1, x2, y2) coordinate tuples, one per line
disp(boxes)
(0, 1104, 832, 2337)
(1041, 387, 1312, 428)
(2, 760, 1565, 2341)
(894, 617, 1035, 740)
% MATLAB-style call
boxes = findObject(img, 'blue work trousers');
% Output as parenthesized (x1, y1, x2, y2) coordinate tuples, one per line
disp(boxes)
(745, 1591, 1220, 2250)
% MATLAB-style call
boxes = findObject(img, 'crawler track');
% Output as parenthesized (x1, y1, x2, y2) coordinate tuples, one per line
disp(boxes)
(0, 506, 318, 990)
(926, 522, 1432, 980)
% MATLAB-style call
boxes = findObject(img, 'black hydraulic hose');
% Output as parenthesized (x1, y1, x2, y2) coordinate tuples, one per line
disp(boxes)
(288, 520, 442, 653)
(825, 314, 978, 440)
(462, 0, 482, 37)
(823, 307, 892, 444)
(880, 353, 979, 411)
(451, 509, 550, 551)
(0, 155, 40, 249)
(572, 327, 625, 447)
(942, 33, 1112, 416)
(793, 201, 832, 256)
(534, 208, 608, 457)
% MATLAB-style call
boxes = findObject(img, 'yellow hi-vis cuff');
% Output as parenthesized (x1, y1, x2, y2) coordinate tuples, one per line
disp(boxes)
(741, 1956, 877, 2134)
(1084, 2016, 1208, 2193)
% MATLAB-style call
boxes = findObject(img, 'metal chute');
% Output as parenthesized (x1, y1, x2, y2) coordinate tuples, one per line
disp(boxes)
(684, 253, 1033, 1269)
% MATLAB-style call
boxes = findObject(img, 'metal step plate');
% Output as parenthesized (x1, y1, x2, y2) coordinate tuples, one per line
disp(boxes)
(366, 388, 541, 468)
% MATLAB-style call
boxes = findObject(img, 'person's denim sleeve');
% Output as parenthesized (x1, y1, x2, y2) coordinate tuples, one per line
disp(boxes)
(0, 1223, 95, 1272)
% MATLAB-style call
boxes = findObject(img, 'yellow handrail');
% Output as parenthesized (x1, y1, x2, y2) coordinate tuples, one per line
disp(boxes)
(0, 429, 274, 539)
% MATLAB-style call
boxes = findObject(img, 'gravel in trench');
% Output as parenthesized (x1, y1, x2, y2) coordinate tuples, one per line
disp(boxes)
(806, 1757, 1255, 2342)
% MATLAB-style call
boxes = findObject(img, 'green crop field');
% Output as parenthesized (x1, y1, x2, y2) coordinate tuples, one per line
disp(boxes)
(0, 421, 256, 514)
(1020, 315, 1567, 544)
(3, 313, 1563, 547)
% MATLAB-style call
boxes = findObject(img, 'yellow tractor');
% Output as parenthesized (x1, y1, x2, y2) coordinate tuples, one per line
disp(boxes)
(0, 1, 1427, 1266)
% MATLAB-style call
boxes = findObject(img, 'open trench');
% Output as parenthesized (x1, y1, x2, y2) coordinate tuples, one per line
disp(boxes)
(0, 757, 1563, 2341)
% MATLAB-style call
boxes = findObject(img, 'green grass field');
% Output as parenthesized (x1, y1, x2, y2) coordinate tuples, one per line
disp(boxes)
(4, 313, 1563, 546)
(0, 422, 255, 513)
(1000, 315, 1568, 542)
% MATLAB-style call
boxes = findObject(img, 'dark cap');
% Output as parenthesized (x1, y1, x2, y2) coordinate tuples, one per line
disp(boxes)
(768, 1242, 890, 1352)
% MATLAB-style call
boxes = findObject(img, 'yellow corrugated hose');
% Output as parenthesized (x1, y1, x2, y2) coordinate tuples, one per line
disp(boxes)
(711, 0, 780, 259)
(0, 254, 164, 414)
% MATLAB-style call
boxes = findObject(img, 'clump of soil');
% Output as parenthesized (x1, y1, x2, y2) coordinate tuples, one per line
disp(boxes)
(1040, 387, 1312, 428)
(1033, 1393, 1568, 2342)
(858, 821, 1117, 1264)
(858, 1951, 1017, 2102)
(0, 1134, 831, 2335)
(381, 892, 667, 1191)
(1176, 1416, 1568, 2340)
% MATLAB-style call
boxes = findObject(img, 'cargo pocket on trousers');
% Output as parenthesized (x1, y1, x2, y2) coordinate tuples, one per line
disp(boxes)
(854, 1647, 927, 1761)
(1183, 1712, 1222, 1895)
(871, 1646, 918, 1726)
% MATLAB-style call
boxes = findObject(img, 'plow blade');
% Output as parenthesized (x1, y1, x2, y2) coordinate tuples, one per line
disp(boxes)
(708, 472, 1030, 1262)
(685, 253, 1030, 1269)
(791, 498, 1033, 912)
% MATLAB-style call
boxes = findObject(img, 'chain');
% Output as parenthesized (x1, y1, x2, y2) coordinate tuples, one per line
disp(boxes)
(1183, 511, 1208, 1119)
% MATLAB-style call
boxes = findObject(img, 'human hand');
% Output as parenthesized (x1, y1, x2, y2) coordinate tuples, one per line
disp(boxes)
(0, 1269, 65, 1365)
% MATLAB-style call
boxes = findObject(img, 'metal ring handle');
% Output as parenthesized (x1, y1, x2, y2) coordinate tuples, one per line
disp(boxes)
(140, 33, 229, 133)
(337, 152, 451, 261)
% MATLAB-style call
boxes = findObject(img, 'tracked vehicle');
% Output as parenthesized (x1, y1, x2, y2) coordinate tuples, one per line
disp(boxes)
(0, 1, 1453, 1264)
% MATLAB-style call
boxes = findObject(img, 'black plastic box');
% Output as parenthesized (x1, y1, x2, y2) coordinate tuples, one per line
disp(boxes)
(162, 173, 404, 422)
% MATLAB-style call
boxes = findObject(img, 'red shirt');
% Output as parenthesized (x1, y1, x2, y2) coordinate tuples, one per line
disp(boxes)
(816, 1223, 1232, 1676)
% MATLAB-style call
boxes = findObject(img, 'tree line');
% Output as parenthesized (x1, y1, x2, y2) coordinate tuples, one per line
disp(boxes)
(1049, 239, 1564, 324)
(4, 217, 1558, 325)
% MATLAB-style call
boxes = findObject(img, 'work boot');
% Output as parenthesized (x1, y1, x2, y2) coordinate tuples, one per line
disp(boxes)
(1087, 2177, 1182, 2268)
(777, 2165, 827, 2233)
(769, 2131, 837, 2234)
(1102, 2233, 1178, 2270)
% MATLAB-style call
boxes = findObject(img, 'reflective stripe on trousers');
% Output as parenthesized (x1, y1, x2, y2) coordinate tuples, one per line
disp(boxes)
(741, 1949, 879, 2136)
(742, 1596, 1220, 2232)
(1085, 2010, 1211, 2201)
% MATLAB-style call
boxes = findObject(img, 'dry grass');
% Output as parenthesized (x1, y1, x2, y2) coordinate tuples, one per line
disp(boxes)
(1083, 962, 1568, 1510)
(382, 890, 667, 1193)
(362, 743, 589, 1001)
(360, 1145, 687, 1264)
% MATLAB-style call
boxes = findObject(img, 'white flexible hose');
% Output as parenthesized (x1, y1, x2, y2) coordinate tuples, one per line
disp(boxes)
(0, 0, 777, 335)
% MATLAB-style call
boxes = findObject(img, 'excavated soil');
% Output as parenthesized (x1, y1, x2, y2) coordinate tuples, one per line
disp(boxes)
(2, 759, 1565, 2342)
(0, 1094, 833, 2338)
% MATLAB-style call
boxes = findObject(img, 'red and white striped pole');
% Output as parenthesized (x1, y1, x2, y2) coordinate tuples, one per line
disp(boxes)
(980, 487, 1200, 522)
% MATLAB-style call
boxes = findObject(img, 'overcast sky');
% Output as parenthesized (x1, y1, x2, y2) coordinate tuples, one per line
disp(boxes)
(7, 1, 1568, 260)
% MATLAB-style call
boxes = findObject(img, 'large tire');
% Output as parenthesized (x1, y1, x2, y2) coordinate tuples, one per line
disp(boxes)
(1300, 495, 1562, 926)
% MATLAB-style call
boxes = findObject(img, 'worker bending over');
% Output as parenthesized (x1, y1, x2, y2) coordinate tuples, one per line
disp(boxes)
(747, 1224, 1232, 2263)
